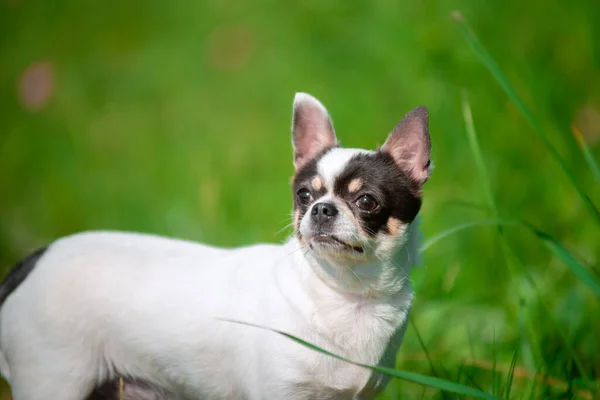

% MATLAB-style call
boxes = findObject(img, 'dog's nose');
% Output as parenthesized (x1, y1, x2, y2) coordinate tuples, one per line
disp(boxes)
(311, 202, 338, 224)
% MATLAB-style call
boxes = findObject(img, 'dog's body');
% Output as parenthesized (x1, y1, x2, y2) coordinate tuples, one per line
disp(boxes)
(1, 230, 416, 400)
(0, 94, 431, 400)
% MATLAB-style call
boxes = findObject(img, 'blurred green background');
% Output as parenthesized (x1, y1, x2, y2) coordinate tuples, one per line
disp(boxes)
(1, 0, 599, 398)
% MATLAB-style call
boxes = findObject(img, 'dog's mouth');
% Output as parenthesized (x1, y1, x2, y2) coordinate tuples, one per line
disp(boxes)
(310, 234, 364, 254)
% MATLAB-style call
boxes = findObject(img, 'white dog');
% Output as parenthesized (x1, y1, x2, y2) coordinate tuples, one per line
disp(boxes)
(0, 93, 431, 400)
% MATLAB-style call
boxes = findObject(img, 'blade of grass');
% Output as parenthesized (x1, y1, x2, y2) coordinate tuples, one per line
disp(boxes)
(527, 368, 541, 400)
(465, 325, 486, 392)
(462, 90, 593, 379)
(410, 318, 446, 381)
(119, 378, 126, 400)
(440, 200, 490, 213)
(503, 348, 519, 400)
(461, 91, 499, 221)
(460, 94, 594, 380)
(491, 331, 498, 396)
(453, 11, 600, 225)
(461, 93, 544, 370)
(454, 364, 466, 400)
(572, 124, 600, 184)
(458, 50, 598, 383)
(217, 318, 501, 400)
(408, 320, 454, 399)
(566, 357, 574, 398)
(423, 212, 600, 301)
(430, 353, 594, 399)
(421, 215, 600, 299)
(455, 364, 465, 386)
(420, 219, 519, 252)
(419, 215, 594, 380)
(525, 224, 600, 297)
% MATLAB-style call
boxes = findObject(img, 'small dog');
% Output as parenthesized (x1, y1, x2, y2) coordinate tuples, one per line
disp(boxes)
(0, 93, 431, 400)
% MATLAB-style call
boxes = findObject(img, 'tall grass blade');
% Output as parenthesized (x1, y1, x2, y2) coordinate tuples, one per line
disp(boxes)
(527, 369, 541, 400)
(420, 219, 519, 252)
(440, 200, 489, 213)
(465, 326, 486, 392)
(526, 224, 600, 297)
(504, 348, 519, 400)
(461, 93, 544, 369)
(491, 331, 498, 396)
(421, 216, 595, 381)
(460, 94, 592, 379)
(455, 364, 465, 389)
(572, 124, 600, 184)
(453, 11, 600, 225)
(410, 319, 445, 380)
(422, 216, 600, 298)
(461, 91, 499, 221)
(218, 318, 501, 400)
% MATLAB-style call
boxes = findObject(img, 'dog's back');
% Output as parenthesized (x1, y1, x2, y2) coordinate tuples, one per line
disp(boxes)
(0, 231, 240, 398)
(0, 231, 308, 399)
(0, 246, 48, 380)
(0, 233, 214, 399)
(0, 247, 47, 307)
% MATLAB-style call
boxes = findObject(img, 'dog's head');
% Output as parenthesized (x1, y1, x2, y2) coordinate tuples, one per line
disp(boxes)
(291, 93, 431, 270)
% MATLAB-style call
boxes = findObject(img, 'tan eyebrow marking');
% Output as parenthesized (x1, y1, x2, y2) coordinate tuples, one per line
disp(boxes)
(348, 178, 363, 193)
(387, 217, 402, 236)
(293, 210, 300, 230)
(311, 176, 323, 191)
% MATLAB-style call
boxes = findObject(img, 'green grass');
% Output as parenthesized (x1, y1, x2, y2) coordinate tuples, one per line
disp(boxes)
(1, 1, 599, 398)
(454, 11, 600, 225)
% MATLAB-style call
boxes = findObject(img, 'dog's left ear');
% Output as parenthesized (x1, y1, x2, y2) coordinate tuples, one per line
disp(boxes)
(292, 93, 338, 170)
(381, 106, 431, 185)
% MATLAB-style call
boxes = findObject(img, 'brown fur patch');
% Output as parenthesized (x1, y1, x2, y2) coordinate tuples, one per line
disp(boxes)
(348, 178, 363, 193)
(311, 176, 323, 191)
(293, 210, 300, 230)
(387, 217, 402, 236)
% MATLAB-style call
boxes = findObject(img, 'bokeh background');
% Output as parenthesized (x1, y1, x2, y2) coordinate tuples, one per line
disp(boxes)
(1, 1, 599, 398)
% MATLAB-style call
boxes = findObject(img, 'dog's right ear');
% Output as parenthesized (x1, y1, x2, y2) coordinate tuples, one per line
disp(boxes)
(292, 93, 338, 170)
(381, 106, 432, 185)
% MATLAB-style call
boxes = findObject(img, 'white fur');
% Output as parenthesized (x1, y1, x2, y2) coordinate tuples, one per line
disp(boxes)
(0, 225, 418, 399)
(317, 148, 371, 190)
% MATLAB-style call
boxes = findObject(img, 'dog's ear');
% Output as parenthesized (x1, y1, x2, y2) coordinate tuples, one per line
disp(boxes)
(292, 93, 338, 170)
(381, 106, 431, 185)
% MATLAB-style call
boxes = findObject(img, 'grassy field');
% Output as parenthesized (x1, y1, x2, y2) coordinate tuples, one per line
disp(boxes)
(1, 1, 599, 398)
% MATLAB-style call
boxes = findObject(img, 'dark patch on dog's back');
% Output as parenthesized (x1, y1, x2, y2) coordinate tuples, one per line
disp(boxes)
(0, 247, 47, 306)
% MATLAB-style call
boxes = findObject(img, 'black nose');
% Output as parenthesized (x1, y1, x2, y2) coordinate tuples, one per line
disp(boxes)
(311, 202, 338, 224)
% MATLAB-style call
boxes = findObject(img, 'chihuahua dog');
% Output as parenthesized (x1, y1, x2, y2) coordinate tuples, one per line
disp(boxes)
(0, 93, 431, 400)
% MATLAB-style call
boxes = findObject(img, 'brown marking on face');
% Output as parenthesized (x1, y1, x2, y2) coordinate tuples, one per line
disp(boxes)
(293, 210, 300, 231)
(348, 178, 363, 193)
(387, 217, 402, 236)
(311, 176, 323, 191)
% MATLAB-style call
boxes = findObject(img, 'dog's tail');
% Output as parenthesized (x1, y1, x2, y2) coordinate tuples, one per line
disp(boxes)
(0, 246, 48, 380)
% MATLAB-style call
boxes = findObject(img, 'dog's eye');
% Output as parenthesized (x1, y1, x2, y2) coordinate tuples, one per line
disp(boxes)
(297, 188, 313, 204)
(356, 194, 378, 212)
